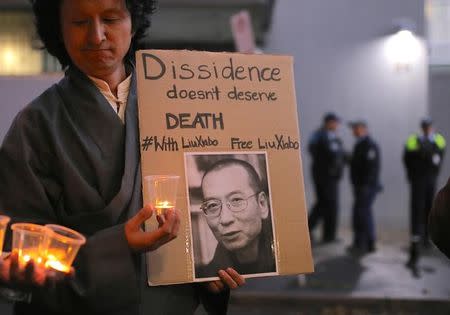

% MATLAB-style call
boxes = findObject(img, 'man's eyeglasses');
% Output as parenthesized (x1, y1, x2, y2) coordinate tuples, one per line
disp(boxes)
(200, 192, 261, 218)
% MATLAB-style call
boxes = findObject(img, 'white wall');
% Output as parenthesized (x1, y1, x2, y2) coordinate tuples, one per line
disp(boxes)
(264, 0, 427, 239)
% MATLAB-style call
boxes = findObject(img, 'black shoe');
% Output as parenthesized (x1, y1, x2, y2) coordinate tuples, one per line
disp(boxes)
(405, 260, 421, 278)
(405, 259, 414, 269)
(346, 245, 366, 256)
(322, 237, 341, 244)
(422, 239, 431, 249)
(367, 241, 377, 253)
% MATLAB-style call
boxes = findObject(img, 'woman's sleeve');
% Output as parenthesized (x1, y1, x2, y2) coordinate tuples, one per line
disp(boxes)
(0, 110, 60, 224)
(429, 177, 450, 259)
(0, 110, 140, 312)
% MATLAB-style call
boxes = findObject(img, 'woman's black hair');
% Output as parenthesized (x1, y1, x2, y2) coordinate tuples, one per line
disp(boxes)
(30, 0, 157, 68)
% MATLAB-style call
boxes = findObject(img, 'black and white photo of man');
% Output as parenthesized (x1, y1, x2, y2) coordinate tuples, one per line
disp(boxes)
(186, 153, 277, 279)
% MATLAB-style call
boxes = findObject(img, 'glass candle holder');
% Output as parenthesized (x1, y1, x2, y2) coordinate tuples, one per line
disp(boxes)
(145, 175, 180, 216)
(11, 223, 47, 266)
(0, 215, 11, 253)
(43, 224, 86, 273)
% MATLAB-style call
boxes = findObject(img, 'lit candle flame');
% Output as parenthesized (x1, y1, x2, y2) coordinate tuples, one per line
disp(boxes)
(156, 201, 173, 208)
(46, 260, 70, 273)
(45, 254, 70, 273)
(20, 254, 42, 265)
(155, 201, 174, 215)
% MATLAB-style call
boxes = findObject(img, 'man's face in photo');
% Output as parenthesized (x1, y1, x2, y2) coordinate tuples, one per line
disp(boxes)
(201, 164, 269, 252)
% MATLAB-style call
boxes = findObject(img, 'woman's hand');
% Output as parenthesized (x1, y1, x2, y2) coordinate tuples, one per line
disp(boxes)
(205, 268, 245, 293)
(125, 205, 180, 253)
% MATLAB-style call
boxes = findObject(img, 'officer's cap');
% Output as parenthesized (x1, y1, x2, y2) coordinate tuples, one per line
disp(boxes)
(348, 119, 368, 128)
(421, 117, 433, 128)
(323, 112, 340, 123)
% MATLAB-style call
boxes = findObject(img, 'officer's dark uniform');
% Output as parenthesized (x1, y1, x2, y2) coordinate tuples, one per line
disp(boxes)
(403, 121, 446, 275)
(350, 133, 381, 252)
(308, 116, 345, 243)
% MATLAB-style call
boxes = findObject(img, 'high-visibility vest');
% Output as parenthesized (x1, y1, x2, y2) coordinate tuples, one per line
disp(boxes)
(405, 133, 446, 152)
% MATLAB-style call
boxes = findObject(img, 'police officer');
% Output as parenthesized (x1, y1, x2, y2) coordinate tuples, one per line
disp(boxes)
(348, 120, 381, 255)
(308, 112, 345, 243)
(403, 118, 446, 277)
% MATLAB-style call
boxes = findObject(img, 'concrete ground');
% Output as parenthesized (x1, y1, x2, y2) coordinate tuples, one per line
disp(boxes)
(198, 230, 450, 315)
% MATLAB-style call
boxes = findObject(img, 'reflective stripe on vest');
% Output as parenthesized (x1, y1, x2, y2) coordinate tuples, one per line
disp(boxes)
(406, 134, 419, 151)
(435, 133, 446, 150)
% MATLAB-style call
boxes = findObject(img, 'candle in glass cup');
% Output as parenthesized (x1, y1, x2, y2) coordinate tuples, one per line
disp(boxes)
(0, 215, 10, 253)
(43, 224, 86, 273)
(11, 223, 47, 266)
(145, 175, 180, 216)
